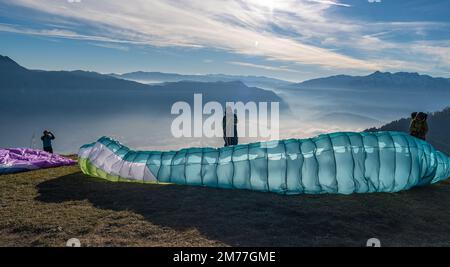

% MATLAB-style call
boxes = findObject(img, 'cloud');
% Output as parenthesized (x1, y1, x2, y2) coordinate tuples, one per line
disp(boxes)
(410, 42, 450, 66)
(227, 61, 303, 73)
(89, 42, 129, 52)
(308, 0, 351, 7)
(0, 0, 379, 71)
(1, 0, 449, 76)
(0, 23, 143, 45)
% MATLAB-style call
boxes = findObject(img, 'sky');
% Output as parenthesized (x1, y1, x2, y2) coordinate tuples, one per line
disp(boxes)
(0, 0, 450, 82)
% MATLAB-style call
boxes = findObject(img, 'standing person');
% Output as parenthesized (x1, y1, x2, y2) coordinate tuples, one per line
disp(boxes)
(222, 106, 238, 147)
(41, 130, 56, 153)
(409, 112, 428, 141)
(409, 112, 419, 138)
(416, 112, 429, 140)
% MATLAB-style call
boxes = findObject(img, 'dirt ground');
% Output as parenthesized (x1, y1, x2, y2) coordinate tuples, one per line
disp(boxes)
(1, 164, 450, 247)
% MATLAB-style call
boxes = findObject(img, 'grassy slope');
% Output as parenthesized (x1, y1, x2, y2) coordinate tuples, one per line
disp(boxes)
(1, 164, 450, 247)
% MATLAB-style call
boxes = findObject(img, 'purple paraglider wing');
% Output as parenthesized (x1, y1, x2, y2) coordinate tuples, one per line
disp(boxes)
(0, 148, 76, 175)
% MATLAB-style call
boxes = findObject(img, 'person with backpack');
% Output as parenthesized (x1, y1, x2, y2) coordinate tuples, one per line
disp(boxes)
(410, 112, 429, 141)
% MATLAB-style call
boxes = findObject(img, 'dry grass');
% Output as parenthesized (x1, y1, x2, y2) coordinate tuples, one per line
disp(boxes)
(1, 164, 450, 247)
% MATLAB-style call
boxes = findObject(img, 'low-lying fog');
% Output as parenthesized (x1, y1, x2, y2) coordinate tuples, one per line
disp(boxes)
(2, 84, 449, 154)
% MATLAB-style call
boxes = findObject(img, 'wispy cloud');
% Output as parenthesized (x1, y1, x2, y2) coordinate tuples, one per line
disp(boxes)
(1, 0, 450, 76)
(228, 61, 302, 73)
(89, 42, 129, 52)
(0, 0, 379, 71)
(0, 23, 137, 45)
(308, 0, 351, 7)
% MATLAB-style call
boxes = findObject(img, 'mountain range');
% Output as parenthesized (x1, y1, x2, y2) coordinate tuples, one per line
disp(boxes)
(276, 69, 450, 128)
(285, 71, 450, 91)
(0, 55, 149, 91)
(112, 70, 450, 92)
(110, 71, 292, 89)
(0, 55, 289, 113)
(4, 53, 449, 94)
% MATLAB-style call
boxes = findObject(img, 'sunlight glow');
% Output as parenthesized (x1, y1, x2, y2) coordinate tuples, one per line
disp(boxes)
(248, 0, 278, 15)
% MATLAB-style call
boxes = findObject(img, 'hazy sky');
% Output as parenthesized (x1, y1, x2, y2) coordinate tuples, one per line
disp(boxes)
(1, 0, 450, 81)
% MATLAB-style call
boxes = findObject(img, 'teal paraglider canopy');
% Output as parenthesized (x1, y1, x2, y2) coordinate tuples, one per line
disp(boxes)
(78, 131, 450, 195)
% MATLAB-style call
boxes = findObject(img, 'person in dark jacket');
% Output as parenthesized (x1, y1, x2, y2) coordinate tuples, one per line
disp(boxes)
(41, 130, 55, 153)
(409, 112, 429, 141)
(409, 112, 419, 137)
(222, 106, 238, 147)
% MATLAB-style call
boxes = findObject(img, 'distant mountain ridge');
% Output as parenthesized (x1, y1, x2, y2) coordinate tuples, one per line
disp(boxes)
(286, 71, 450, 91)
(5, 54, 450, 92)
(0, 55, 150, 91)
(366, 107, 450, 155)
(0, 55, 27, 71)
(0, 54, 289, 112)
(111, 71, 293, 89)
